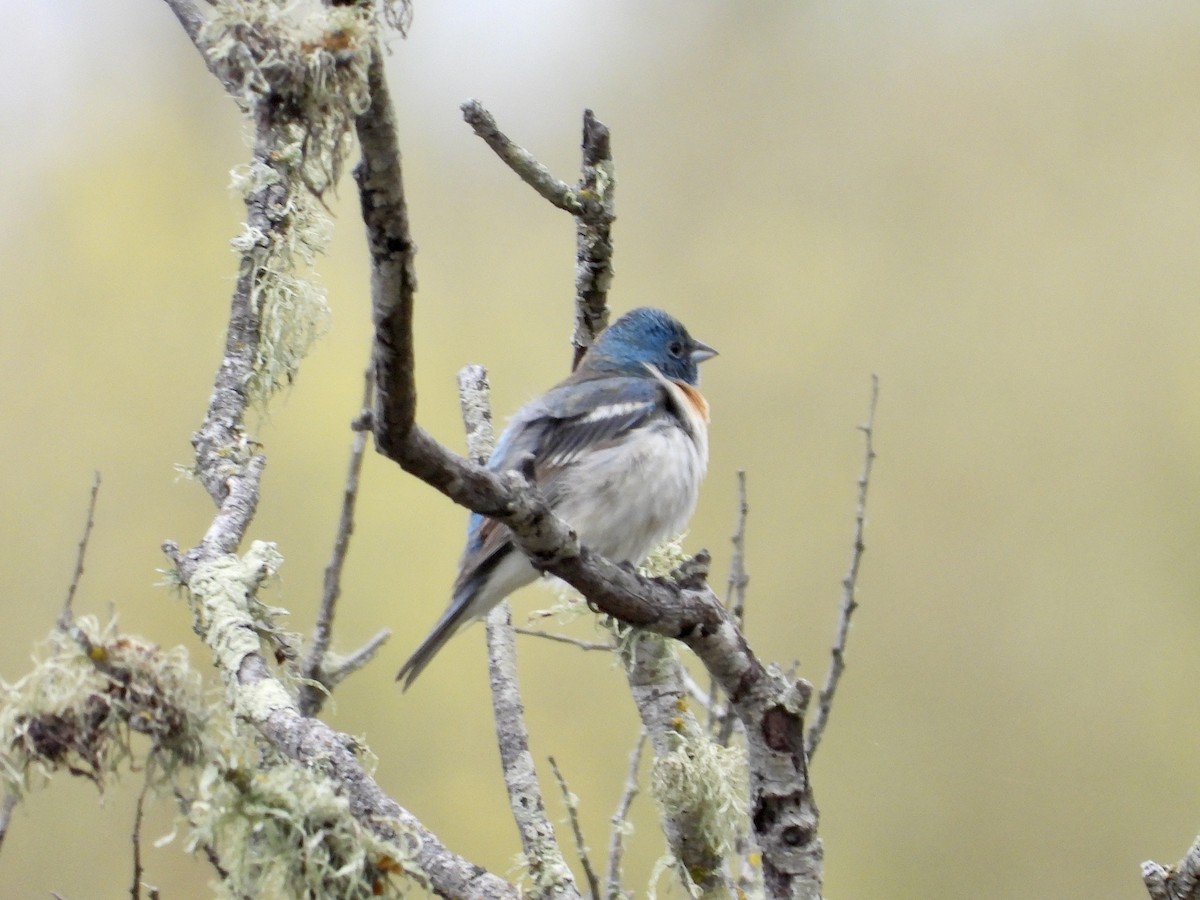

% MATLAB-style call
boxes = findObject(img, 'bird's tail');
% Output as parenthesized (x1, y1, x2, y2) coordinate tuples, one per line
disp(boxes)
(395, 587, 476, 691)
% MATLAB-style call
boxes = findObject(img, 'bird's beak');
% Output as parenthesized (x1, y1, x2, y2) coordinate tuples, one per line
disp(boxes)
(689, 339, 718, 363)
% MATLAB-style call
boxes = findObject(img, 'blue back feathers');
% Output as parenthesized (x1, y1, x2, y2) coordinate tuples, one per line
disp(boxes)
(578, 307, 716, 385)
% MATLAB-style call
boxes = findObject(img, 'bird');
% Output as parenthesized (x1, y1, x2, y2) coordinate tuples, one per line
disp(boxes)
(396, 307, 717, 689)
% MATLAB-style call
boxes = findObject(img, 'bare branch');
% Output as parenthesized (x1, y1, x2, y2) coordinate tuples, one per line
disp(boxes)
(604, 731, 646, 900)
(356, 52, 418, 449)
(807, 375, 879, 762)
(571, 109, 615, 368)
(298, 368, 375, 716)
(549, 756, 601, 900)
(59, 472, 101, 629)
(461, 100, 583, 214)
(457, 364, 496, 463)
(460, 365, 578, 899)
(512, 627, 614, 652)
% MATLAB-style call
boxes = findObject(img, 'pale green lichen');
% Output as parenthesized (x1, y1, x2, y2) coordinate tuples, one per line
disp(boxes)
(187, 542, 301, 700)
(185, 730, 419, 899)
(650, 737, 747, 861)
(202, 1, 383, 405)
(0, 616, 207, 798)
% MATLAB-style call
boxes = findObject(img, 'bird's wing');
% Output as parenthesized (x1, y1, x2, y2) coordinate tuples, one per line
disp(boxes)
(453, 375, 667, 592)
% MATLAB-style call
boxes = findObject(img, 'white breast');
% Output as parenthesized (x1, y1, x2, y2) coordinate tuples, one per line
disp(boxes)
(553, 415, 708, 565)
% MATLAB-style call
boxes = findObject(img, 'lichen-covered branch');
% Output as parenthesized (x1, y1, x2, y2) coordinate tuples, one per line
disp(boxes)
(622, 631, 738, 897)
(158, 11, 518, 898)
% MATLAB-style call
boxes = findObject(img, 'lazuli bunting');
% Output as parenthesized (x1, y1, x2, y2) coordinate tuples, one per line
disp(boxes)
(397, 307, 716, 688)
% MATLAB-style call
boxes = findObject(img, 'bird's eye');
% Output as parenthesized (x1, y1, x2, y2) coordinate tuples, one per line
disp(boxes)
(668, 340, 685, 358)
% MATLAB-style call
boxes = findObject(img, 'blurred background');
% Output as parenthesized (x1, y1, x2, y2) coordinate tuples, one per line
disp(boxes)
(3, 1, 1200, 897)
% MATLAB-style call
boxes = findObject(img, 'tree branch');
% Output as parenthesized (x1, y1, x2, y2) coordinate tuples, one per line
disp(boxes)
(570, 109, 615, 368)
(159, 21, 518, 897)
(622, 630, 734, 895)
(458, 365, 578, 899)
(806, 374, 879, 762)
(460, 100, 583, 214)
(130, 756, 156, 900)
(512, 627, 614, 652)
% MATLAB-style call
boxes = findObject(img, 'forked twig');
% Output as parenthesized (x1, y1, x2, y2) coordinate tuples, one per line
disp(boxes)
(460, 100, 614, 368)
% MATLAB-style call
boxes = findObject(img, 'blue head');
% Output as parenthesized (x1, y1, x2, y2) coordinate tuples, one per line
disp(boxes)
(582, 308, 717, 385)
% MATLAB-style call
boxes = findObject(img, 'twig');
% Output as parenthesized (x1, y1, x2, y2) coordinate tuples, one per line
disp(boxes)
(460, 101, 582, 214)
(460, 365, 577, 898)
(549, 756, 601, 900)
(130, 757, 156, 900)
(604, 731, 646, 900)
(512, 627, 614, 652)
(59, 472, 101, 629)
(320, 628, 392, 690)
(806, 374, 879, 761)
(298, 367, 375, 716)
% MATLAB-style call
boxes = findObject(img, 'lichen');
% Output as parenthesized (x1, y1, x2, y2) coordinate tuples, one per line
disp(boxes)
(0, 616, 206, 797)
(185, 729, 419, 898)
(201, 0, 385, 405)
(650, 735, 747, 861)
(187, 541, 300, 700)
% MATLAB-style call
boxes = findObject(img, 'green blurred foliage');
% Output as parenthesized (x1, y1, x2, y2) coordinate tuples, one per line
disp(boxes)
(2, 1, 1200, 897)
